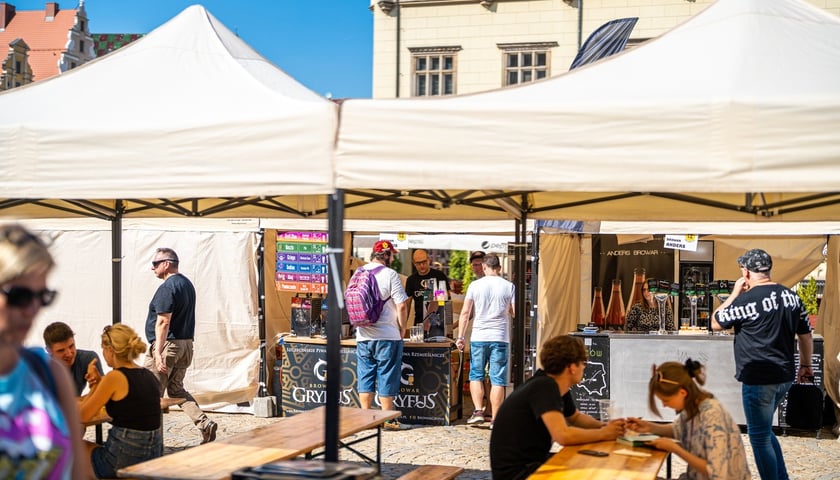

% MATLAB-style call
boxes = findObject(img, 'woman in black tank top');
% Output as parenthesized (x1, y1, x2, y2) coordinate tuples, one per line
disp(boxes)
(79, 323, 164, 478)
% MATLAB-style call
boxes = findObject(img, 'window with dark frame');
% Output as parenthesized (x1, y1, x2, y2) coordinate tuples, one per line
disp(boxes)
(409, 46, 461, 97)
(498, 42, 557, 87)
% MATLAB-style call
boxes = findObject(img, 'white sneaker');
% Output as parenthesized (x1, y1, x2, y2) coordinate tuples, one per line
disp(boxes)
(467, 410, 486, 424)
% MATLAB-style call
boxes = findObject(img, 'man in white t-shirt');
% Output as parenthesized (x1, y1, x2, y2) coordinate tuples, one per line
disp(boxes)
(456, 254, 515, 427)
(355, 240, 409, 430)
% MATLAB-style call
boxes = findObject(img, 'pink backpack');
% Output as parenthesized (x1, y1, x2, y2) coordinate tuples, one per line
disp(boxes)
(344, 265, 390, 327)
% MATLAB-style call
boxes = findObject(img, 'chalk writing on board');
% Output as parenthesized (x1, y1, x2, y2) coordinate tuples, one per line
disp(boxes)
(578, 361, 607, 396)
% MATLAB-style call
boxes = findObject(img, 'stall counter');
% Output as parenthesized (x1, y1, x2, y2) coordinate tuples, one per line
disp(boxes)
(278, 337, 463, 425)
(570, 333, 824, 426)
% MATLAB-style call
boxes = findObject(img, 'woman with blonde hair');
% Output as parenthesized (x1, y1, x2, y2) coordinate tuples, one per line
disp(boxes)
(626, 359, 749, 480)
(79, 323, 162, 478)
(0, 224, 90, 479)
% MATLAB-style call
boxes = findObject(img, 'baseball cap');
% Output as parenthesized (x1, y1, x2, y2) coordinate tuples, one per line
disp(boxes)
(373, 240, 398, 254)
(469, 251, 486, 262)
(737, 248, 773, 273)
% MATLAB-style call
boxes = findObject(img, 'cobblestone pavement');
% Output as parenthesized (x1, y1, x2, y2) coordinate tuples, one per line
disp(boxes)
(86, 408, 840, 479)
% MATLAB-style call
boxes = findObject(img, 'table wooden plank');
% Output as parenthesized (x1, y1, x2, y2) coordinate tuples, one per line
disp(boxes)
(528, 441, 667, 480)
(119, 406, 400, 480)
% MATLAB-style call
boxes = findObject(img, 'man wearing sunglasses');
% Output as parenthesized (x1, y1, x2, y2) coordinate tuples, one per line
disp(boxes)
(145, 248, 218, 444)
(43, 321, 104, 395)
(712, 248, 813, 480)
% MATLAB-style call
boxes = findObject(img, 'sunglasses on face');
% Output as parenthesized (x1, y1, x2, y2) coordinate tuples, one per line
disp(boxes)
(1, 285, 57, 308)
(152, 258, 176, 268)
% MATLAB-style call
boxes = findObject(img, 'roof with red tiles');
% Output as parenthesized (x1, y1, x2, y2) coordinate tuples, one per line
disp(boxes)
(93, 33, 142, 57)
(0, 4, 79, 82)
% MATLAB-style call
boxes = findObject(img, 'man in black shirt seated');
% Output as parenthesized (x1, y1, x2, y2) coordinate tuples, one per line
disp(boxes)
(490, 335, 625, 480)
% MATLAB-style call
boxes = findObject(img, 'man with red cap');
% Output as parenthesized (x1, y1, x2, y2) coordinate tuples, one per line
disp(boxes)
(355, 240, 409, 430)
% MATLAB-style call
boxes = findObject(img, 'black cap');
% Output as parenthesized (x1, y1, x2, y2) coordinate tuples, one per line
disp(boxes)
(737, 249, 772, 273)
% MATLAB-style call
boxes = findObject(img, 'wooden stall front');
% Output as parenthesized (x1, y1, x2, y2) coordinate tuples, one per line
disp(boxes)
(278, 337, 463, 425)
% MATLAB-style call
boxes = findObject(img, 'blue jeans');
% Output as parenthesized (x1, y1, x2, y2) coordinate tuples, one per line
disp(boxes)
(742, 382, 792, 480)
(91, 426, 163, 478)
(356, 340, 403, 397)
(469, 341, 508, 386)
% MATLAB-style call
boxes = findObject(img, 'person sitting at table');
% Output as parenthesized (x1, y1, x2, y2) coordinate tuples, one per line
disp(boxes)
(625, 283, 675, 332)
(626, 360, 750, 480)
(43, 321, 104, 395)
(79, 323, 163, 479)
(490, 335, 625, 480)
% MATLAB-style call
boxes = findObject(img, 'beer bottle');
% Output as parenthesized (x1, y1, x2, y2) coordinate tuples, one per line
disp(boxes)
(605, 279, 626, 330)
(591, 286, 605, 327)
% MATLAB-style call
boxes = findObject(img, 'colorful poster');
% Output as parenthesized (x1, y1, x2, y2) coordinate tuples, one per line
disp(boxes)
(275, 231, 328, 294)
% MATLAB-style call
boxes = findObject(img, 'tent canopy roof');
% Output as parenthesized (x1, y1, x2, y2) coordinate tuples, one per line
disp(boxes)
(337, 0, 840, 198)
(0, 5, 337, 200)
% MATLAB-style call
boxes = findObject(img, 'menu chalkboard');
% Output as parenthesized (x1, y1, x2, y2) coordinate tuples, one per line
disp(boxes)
(570, 334, 611, 420)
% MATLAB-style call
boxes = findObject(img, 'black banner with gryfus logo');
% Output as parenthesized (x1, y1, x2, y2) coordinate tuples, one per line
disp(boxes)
(280, 339, 458, 425)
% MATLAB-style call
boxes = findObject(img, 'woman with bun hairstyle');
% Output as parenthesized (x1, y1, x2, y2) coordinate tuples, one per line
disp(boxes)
(626, 360, 749, 480)
(79, 324, 163, 478)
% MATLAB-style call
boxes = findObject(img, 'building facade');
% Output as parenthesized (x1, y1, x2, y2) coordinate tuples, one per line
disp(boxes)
(371, 0, 840, 98)
(0, 1, 94, 90)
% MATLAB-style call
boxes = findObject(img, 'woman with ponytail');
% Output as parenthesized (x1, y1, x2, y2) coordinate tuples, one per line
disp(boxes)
(79, 323, 163, 478)
(626, 359, 749, 480)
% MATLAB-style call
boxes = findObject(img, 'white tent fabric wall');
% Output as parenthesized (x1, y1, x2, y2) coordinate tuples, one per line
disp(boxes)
(22, 220, 261, 409)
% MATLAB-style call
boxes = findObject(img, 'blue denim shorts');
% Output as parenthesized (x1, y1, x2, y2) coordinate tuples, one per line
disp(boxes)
(469, 341, 508, 386)
(356, 340, 404, 397)
(91, 426, 163, 478)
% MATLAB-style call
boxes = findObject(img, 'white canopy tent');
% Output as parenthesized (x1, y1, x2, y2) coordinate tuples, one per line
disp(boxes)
(0, 4, 336, 206)
(336, 0, 840, 418)
(0, 5, 338, 408)
(336, 0, 840, 222)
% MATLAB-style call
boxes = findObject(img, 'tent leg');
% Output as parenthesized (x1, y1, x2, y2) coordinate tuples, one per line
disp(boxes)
(111, 202, 123, 325)
(325, 190, 345, 462)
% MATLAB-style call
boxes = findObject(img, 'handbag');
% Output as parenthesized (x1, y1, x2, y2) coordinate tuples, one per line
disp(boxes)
(785, 382, 823, 430)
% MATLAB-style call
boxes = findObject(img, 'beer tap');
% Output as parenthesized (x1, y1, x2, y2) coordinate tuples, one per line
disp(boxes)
(647, 278, 670, 335)
(684, 280, 699, 329)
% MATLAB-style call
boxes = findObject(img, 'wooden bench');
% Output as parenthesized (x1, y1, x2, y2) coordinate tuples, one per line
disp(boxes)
(118, 406, 400, 480)
(397, 465, 464, 480)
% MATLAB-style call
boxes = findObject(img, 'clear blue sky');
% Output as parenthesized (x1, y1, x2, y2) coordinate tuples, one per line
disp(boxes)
(14, 1, 373, 98)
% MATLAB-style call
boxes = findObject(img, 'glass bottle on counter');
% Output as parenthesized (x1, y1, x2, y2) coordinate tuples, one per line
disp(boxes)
(591, 286, 605, 327)
(605, 279, 626, 331)
(626, 267, 646, 313)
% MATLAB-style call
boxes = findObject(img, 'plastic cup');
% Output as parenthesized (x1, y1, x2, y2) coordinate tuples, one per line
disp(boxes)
(598, 399, 615, 422)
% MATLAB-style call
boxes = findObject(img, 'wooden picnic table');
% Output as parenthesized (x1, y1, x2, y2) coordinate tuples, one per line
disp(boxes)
(527, 440, 668, 480)
(118, 406, 400, 480)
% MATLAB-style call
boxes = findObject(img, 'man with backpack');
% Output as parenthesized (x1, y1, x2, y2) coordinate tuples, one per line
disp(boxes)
(347, 240, 409, 430)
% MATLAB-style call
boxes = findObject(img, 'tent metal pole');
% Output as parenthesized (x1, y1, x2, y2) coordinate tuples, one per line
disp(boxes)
(111, 201, 123, 325)
(512, 193, 529, 387)
(325, 189, 345, 462)
(257, 230, 267, 397)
